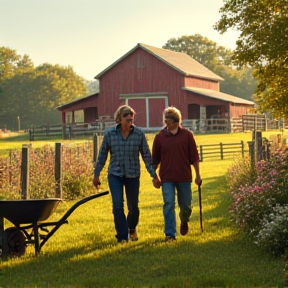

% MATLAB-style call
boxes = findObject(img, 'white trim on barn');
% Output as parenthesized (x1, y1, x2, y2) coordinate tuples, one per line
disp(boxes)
(119, 92, 169, 128)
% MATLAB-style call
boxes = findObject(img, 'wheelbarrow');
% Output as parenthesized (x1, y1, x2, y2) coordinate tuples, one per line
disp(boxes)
(0, 191, 109, 258)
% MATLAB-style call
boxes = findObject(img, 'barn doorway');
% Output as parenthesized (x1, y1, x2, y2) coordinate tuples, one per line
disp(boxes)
(188, 104, 200, 119)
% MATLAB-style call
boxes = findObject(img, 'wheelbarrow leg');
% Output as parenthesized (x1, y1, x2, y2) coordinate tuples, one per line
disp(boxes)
(0, 216, 8, 258)
(33, 223, 40, 255)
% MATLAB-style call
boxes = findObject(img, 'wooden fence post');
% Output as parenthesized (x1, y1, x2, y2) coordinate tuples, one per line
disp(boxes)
(29, 126, 34, 141)
(62, 124, 67, 140)
(267, 142, 271, 160)
(220, 142, 223, 160)
(21, 145, 30, 199)
(256, 131, 263, 161)
(93, 133, 99, 163)
(248, 141, 255, 167)
(199, 145, 203, 162)
(241, 140, 244, 158)
(55, 143, 62, 198)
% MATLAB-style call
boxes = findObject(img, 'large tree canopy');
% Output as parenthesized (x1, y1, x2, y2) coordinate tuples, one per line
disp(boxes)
(163, 34, 233, 68)
(0, 47, 87, 130)
(214, 0, 288, 118)
(163, 34, 256, 101)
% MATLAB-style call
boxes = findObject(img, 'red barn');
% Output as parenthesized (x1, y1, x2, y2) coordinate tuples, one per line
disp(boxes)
(57, 43, 254, 130)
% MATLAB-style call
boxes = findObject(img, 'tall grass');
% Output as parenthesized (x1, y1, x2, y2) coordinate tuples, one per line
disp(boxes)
(0, 131, 286, 287)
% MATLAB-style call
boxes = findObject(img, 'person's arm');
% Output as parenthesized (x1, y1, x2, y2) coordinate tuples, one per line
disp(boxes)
(188, 132, 202, 186)
(152, 134, 161, 169)
(139, 132, 156, 177)
(139, 132, 161, 188)
(151, 134, 161, 189)
(192, 159, 202, 186)
(93, 131, 110, 188)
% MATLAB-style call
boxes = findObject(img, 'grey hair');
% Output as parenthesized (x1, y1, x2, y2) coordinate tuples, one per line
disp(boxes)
(163, 106, 182, 125)
(114, 105, 136, 124)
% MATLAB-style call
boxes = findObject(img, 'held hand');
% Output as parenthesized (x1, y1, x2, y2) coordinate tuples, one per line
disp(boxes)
(153, 176, 161, 189)
(93, 176, 101, 189)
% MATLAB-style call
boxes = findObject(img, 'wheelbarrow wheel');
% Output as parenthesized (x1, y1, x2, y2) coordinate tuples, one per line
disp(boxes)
(5, 227, 26, 257)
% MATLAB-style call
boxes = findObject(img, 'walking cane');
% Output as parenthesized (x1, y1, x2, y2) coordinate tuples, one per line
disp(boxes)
(198, 180, 203, 232)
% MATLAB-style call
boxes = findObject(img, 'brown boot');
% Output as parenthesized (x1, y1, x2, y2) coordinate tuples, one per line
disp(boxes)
(180, 222, 189, 236)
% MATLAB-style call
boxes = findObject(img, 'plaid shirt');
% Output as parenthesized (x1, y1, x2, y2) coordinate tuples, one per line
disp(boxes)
(94, 124, 155, 178)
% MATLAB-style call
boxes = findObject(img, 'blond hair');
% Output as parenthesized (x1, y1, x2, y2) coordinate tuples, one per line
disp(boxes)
(163, 106, 182, 125)
(114, 105, 136, 124)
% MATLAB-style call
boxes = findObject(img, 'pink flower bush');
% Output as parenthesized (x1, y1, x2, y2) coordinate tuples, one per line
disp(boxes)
(228, 147, 288, 238)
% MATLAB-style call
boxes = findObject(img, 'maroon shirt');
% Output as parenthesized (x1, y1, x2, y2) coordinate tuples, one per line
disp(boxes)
(152, 126, 199, 183)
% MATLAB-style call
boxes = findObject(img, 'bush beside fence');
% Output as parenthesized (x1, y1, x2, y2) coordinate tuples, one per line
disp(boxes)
(0, 140, 98, 200)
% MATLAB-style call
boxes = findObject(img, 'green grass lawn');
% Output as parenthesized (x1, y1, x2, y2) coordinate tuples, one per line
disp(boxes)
(0, 132, 89, 157)
(0, 131, 287, 287)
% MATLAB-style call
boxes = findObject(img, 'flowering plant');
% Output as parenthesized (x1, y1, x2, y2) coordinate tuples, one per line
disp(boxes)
(227, 146, 288, 254)
(256, 204, 288, 256)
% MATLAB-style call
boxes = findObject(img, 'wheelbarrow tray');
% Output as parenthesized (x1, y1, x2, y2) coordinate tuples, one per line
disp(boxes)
(0, 198, 61, 226)
(0, 191, 109, 258)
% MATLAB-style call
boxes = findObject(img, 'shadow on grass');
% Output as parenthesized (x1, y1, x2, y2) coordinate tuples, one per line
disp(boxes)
(0, 171, 285, 287)
(0, 230, 284, 288)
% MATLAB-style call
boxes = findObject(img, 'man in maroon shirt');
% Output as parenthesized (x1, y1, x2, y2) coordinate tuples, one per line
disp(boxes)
(152, 107, 202, 241)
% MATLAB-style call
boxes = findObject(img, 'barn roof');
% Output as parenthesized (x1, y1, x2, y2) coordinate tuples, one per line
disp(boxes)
(56, 93, 98, 111)
(183, 87, 255, 105)
(94, 43, 224, 82)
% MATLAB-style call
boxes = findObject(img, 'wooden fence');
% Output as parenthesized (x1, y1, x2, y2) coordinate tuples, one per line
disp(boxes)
(29, 120, 115, 141)
(1, 134, 102, 199)
(199, 141, 246, 161)
(182, 116, 282, 133)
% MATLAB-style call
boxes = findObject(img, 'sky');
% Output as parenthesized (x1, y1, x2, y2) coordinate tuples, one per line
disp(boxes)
(0, 0, 239, 81)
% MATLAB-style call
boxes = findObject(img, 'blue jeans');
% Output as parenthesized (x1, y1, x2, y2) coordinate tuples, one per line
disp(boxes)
(108, 174, 140, 242)
(162, 182, 192, 237)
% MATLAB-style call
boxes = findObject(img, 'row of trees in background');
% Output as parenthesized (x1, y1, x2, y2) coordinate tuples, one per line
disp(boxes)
(0, 47, 98, 130)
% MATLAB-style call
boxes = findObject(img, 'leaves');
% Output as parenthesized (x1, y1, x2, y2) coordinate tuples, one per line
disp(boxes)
(215, 0, 288, 117)
(0, 47, 88, 129)
(163, 34, 256, 100)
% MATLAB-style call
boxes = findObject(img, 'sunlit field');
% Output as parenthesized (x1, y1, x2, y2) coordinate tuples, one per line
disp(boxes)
(0, 130, 286, 288)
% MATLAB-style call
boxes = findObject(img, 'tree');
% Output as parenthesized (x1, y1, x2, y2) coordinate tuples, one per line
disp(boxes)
(163, 34, 256, 100)
(0, 47, 88, 130)
(0, 47, 35, 129)
(0, 47, 22, 80)
(163, 34, 233, 70)
(214, 0, 288, 118)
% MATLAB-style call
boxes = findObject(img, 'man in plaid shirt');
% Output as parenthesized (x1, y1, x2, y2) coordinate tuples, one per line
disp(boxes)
(93, 105, 160, 243)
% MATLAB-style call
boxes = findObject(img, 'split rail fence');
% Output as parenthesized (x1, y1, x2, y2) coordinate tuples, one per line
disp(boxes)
(199, 141, 246, 161)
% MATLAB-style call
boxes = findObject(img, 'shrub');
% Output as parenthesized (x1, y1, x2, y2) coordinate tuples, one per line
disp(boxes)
(228, 147, 288, 240)
(256, 204, 288, 256)
(0, 150, 23, 200)
(61, 142, 96, 200)
(29, 145, 56, 199)
(62, 172, 94, 200)
(0, 142, 101, 200)
(226, 155, 257, 193)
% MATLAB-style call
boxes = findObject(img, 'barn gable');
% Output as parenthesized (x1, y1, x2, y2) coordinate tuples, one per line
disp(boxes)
(57, 43, 254, 131)
(95, 43, 224, 82)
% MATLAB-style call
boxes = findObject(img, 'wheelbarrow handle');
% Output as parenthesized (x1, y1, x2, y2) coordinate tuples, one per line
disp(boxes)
(38, 191, 109, 253)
